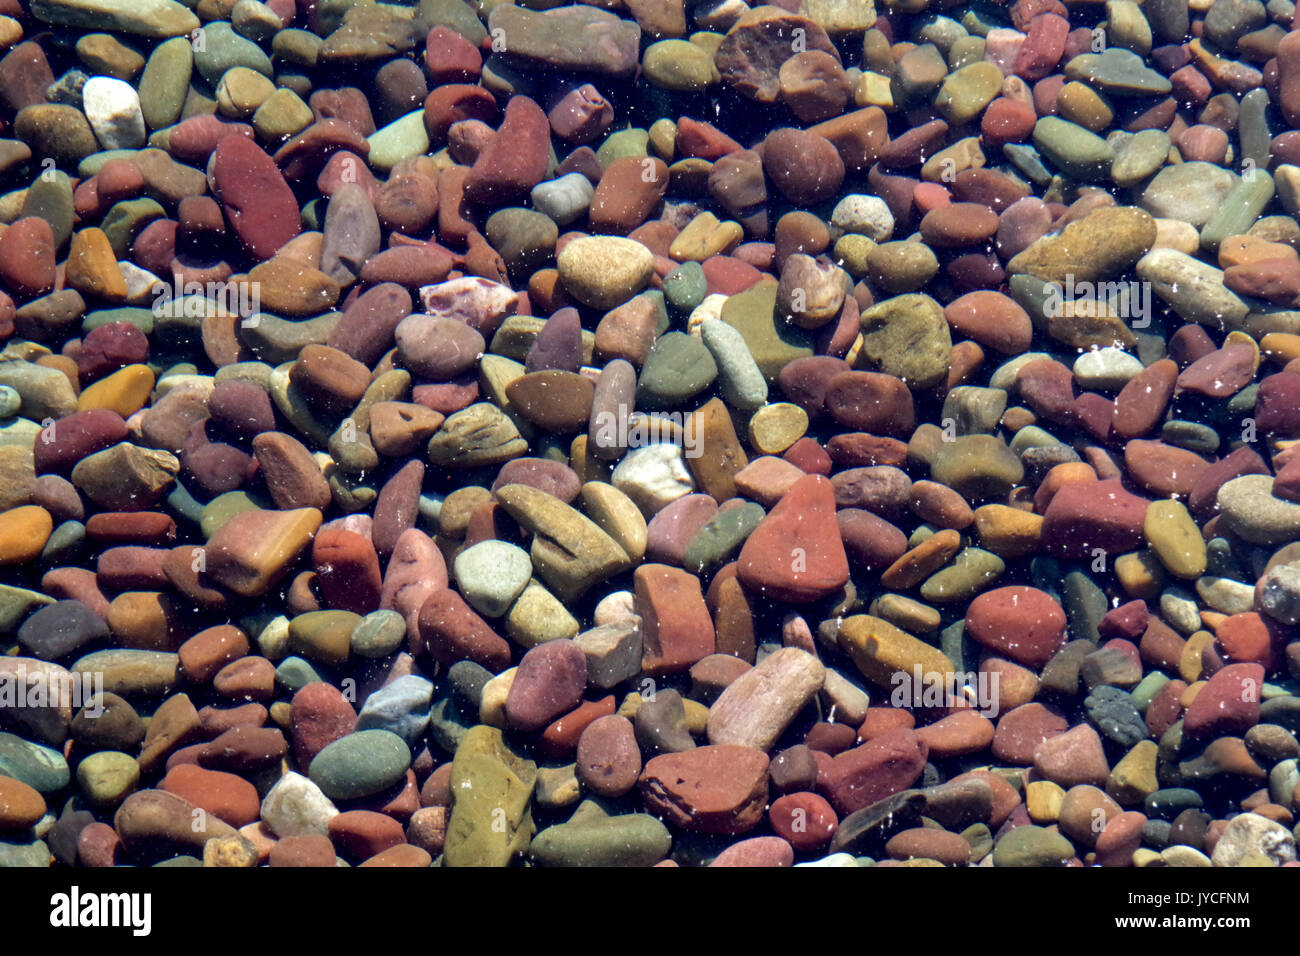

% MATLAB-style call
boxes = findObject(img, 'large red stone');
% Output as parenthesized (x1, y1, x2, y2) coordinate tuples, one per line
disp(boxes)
(463, 96, 550, 205)
(0, 217, 56, 299)
(289, 681, 356, 769)
(635, 563, 716, 675)
(417, 589, 511, 671)
(312, 528, 381, 615)
(965, 586, 1067, 669)
(818, 727, 928, 816)
(1183, 662, 1264, 739)
(736, 474, 849, 602)
(504, 639, 588, 733)
(160, 763, 261, 827)
(991, 702, 1069, 765)
(639, 744, 769, 834)
(211, 135, 302, 260)
(1041, 478, 1149, 559)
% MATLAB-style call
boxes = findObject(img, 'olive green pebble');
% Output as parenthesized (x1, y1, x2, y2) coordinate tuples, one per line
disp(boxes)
(200, 491, 267, 539)
(1033, 116, 1115, 181)
(505, 582, 579, 648)
(288, 610, 362, 668)
(83, 307, 154, 335)
(272, 29, 323, 67)
(642, 40, 718, 91)
(0, 385, 20, 418)
(23, 172, 76, 249)
(351, 609, 407, 658)
(920, 548, 1005, 603)
(76, 750, 140, 808)
(193, 21, 273, 85)
(992, 825, 1075, 866)
(367, 111, 430, 172)
(596, 128, 649, 167)
(531, 803, 672, 866)
(1110, 129, 1170, 187)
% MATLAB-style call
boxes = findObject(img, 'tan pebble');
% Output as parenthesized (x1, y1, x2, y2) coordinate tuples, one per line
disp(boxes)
(1026, 780, 1065, 824)
(479, 667, 516, 727)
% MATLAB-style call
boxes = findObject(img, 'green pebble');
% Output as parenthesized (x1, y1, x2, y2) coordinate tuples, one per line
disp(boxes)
(0, 732, 71, 793)
(101, 197, 166, 259)
(0, 385, 20, 418)
(309, 729, 411, 801)
(992, 825, 1075, 866)
(1144, 787, 1203, 821)
(1110, 129, 1170, 187)
(83, 307, 154, 335)
(274, 656, 325, 693)
(919, 547, 1005, 603)
(1033, 116, 1115, 182)
(200, 491, 268, 539)
(0, 838, 51, 867)
(193, 21, 273, 86)
(663, 261, 706, 313)
(1161, 419, 1220, 454)
(1063, 47, 1172, 96)
(596, 128, 649, 167)
(700, 319, 768, 412)
(1131, 671, 1170, 711)
(1200, 170, 1275, 252)
(351, 609, 407, 658)
(642, 40, 717, 91)
(720, 279, 813, 381)
(272, 29, 323, 67)
(683, 501, 766, 575)
(0, 585, 55, 634)
(531, 802, 672, 867)
(636, 331, 717, 410)
(366, 110, 430, 173)
(40, 520, 84, 564)
(22, 171, 76, 250)
(288, 610, 361, 667)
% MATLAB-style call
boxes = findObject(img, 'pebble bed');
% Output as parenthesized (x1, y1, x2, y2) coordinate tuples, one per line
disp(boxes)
(0, 0, 1298, 870)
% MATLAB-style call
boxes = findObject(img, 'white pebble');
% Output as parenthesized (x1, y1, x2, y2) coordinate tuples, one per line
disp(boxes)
(82, 76, 146, 150)
(1072, 347, 1144, 391)
(260, 771, 339, 838)
(611, 443, 695, 518)
(831, 194, 894, 242)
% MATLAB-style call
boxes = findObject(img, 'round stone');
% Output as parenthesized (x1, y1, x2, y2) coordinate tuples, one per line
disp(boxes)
(453, 540, 533, 618)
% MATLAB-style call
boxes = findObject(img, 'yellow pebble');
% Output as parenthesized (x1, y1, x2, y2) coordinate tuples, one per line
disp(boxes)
(77, 363, 155, 416)
(1181, 680, 1206, 708)
(1178, 632, 1216, 683)
(1113, 550, 1167, 600)
(747, 402, 809, 455)
(1260, 332, 1300, 366)
(854, 71, 894, 109)
(682, 698, 710, 735)
(0, 505, 53, 564)
(1026, 780, 1065, 824)
(973, 504, 1043, 558)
